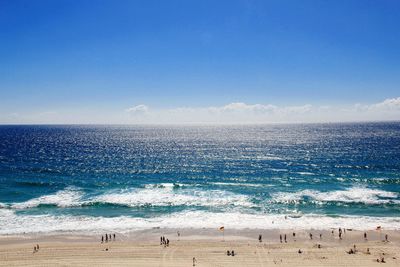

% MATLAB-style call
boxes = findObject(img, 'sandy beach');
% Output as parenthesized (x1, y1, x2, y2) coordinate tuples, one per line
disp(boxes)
(0, 228, 399, 266)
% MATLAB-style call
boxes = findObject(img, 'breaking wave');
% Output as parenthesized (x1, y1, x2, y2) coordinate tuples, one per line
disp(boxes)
(11, 186, 84, 209)
(271, 187, 399, 205)
(6, 185, 254, 210)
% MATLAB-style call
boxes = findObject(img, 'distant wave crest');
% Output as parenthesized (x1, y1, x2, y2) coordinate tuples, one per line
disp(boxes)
(271, 187, 399, 205)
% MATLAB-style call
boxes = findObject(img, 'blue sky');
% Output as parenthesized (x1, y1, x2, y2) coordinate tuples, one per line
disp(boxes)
(0, 0, 399, 123)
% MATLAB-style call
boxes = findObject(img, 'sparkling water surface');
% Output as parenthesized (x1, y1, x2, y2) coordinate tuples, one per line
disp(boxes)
(0, 123, 399, 233)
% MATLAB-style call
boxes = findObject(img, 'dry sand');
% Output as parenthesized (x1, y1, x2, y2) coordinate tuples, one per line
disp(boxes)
(0, 229, 399, 266)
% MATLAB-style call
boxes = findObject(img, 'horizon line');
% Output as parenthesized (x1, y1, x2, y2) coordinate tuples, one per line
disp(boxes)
(1, 119, 399, 127)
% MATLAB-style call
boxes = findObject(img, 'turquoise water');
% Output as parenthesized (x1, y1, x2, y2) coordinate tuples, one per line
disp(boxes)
(0, 123, 399, 233)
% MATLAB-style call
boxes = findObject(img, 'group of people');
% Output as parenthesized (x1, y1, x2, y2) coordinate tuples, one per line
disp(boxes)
(279, 234, 288, 243)
(33, 244, 40, 253)
(337, 228, 389, 243)
(347, 244, 358, 254)
(101, 233, 116, 243)
(277, 232, 323, 243)
(160, 236, 170, 247)
(309, 232, 323, 240)
(346, 244, 387, 263)
(376, 257, 386, 263)
(337, 227, 346, 239)
(226, 250, 235, 256)
(278, 232, 299, 243)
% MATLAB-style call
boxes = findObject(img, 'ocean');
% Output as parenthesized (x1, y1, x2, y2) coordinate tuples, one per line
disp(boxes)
(0, 123, 399, 234)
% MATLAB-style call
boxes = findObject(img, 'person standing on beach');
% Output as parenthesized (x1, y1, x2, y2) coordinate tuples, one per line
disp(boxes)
(113, 233, 115, 241)
(364, 232, 367, 240)
(284, 234, 287, 243)
(309, 233, 313, 240)
(105, 234, 108, 242)
(101, 235, 104, 243)
(259, 234, 262, 243)
(280, 234, 282, 243)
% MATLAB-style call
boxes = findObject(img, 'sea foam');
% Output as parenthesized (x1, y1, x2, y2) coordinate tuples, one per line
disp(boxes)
(7, 185, 254, 209)
(11, 186, 84, 209)
(2, 185, 399, 235)
(0, 209, 399, 235)
(93, 187, 254, 208)
(272, 187, 399, 205)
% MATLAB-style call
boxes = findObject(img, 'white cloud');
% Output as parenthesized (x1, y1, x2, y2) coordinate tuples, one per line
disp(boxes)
(123, 102, 315, 124)
(126, 104, 149, 114)
(370, 97, 400, 110)
(280, 104, 313, 114)
(122, 97, 400, 124)
(216, 102, 277, 113)
(204, 102, 313, 115)
(345, 97, 400, 113)
(1, 98, 399, 124)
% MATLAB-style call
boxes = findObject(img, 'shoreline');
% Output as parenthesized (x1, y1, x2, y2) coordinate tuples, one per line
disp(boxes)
(0, 227, 400, 244)
(1, 228, 399, 243)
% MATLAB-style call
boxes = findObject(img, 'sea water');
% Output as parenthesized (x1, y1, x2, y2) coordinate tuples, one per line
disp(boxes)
(0, 123, 399, 234)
